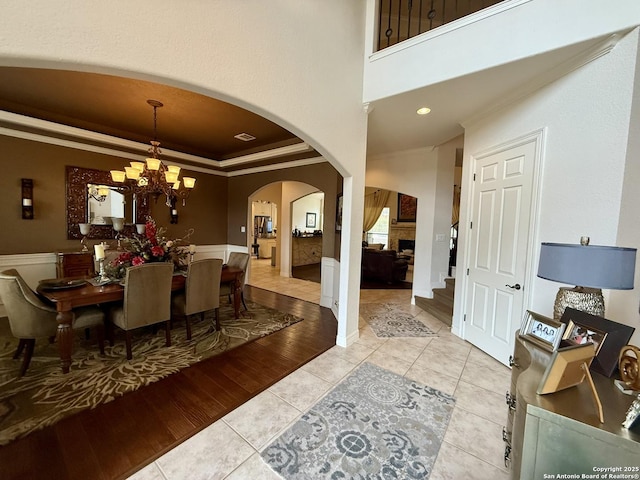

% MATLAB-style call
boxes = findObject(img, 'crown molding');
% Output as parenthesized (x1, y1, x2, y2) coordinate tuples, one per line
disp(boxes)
(226, 156, 326, 177)
(0, 110, 320, 177)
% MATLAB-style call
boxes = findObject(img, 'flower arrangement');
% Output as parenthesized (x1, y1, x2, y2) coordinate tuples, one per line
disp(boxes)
(105, 217, 190, 279)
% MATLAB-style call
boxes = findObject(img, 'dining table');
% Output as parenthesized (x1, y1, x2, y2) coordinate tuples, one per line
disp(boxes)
(36, 265, 244, 374)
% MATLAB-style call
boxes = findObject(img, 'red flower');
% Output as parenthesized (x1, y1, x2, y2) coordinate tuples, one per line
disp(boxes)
(151, 245, 165, 257)
(144, 220, 158, 245)
(131, 256, 145, 266)
(115, 252, 132, 265)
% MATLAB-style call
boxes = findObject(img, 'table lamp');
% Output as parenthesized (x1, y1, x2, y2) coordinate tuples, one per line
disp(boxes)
(537, 238, 636, 320)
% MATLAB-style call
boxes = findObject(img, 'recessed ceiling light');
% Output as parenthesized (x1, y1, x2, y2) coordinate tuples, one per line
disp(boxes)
(234, 132, 256, 141)
(416, 107, 431, 115)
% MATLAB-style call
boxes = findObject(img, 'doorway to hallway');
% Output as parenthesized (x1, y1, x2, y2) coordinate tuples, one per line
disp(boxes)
(248, 257, 321, 304)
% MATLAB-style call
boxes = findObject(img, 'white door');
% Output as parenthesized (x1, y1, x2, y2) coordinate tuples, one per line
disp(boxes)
(463, 139, 537, 365)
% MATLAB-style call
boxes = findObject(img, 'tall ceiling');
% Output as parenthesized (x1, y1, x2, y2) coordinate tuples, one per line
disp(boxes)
(0, 34, 611, 175)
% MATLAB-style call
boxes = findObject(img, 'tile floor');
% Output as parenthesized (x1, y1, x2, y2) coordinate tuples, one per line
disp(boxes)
(129, 258, 512, 480)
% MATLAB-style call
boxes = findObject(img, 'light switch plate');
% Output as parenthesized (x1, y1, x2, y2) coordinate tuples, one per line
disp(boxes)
(436, 233, 446, 242)
(241, 226, 246, 233)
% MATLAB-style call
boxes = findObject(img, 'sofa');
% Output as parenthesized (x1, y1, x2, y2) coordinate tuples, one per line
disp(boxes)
(361, 249, 409, 284)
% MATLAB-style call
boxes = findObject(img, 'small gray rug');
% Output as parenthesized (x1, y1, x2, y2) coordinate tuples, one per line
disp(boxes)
(261, 362, 455, 479)
(362, 304, 438, 338)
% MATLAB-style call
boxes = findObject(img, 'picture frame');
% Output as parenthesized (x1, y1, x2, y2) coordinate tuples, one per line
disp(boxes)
(336, 194, 343, 232)
(306, 212, 316, 229)
(397, 193, 417, 222)
(559, 307, 635, 377)
(519, 310, 566, 352)
(537, 342, 596, 394)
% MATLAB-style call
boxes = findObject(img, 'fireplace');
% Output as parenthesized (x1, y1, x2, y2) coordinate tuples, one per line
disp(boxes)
(398, 239, 415, 252)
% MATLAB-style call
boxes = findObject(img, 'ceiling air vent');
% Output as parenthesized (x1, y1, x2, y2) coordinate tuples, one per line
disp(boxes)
(234, 132, 256, 142)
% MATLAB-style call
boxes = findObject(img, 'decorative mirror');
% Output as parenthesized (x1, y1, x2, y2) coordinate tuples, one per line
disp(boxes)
(66, 166, 149, 240)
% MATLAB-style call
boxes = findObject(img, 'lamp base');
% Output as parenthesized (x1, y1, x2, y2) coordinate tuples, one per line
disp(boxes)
(553, 286, 604, 321)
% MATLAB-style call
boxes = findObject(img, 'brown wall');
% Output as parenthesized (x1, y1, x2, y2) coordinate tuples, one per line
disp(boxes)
(227, 163, 342, 259)
(0, 136, 227, 254)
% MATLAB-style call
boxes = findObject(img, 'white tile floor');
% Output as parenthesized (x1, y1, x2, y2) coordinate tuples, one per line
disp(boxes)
(128, 258, 512, 480)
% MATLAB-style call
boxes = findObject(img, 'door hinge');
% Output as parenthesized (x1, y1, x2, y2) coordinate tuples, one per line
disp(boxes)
(466, 268, 469, 275)
(463, 314, 467, 322)
(470, 221, 472, 229)
(473, 173, 476, 181)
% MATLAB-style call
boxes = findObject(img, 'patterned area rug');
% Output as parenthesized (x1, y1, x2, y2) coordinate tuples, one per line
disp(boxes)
(360, 303, 438, 338)
(262, 362, 455, 479)
(0, 301, 302, 445)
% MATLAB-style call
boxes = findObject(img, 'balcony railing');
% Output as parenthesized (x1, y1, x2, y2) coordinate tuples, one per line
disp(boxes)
(377, 0, 505, 51)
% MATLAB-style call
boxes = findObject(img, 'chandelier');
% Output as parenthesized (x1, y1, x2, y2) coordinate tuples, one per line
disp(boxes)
(110, 99, 196, 207)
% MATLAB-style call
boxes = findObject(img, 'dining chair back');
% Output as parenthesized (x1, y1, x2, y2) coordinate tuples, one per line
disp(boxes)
(171, 258, 223, 338)
(221, 252, 249, 310)
(0, 269, 105, 376)
(110, 262, 174, 360)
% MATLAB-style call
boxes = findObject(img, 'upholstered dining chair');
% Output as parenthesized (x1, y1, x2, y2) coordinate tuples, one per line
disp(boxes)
(109, 262, 174, 360)
(171, 258, 223, 338)
(220, 252, 249, 311)
(0, 269, 105, 376)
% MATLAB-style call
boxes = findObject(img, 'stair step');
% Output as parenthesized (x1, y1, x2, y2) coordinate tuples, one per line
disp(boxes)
(444, 277, 455, 292)
(433, 288, 454, 308)
(415, 296, 452, 327)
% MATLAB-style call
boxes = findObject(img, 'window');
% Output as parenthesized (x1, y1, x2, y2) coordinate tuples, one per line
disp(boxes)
(366, 207, 390, 248)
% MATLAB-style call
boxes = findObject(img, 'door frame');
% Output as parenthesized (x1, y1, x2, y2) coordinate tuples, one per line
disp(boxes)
(459, 129, 546, 348)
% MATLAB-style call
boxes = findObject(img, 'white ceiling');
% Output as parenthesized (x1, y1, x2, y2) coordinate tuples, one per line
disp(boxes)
(366, 35, 612, 156)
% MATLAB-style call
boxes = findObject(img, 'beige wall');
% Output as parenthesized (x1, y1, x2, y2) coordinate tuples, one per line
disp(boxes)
(227, 162, 342, 259)
(0, 136, 227, 254)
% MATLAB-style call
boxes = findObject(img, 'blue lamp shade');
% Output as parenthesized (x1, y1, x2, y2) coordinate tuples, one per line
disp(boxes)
(537, 243, 636, 290)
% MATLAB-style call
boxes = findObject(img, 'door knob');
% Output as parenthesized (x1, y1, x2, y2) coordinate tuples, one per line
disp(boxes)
(505, 283, 521, 290)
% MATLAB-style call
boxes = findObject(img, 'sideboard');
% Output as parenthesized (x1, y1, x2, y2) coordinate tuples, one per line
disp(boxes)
(56, 251, 95, 278)
(504, 332, 640, 479)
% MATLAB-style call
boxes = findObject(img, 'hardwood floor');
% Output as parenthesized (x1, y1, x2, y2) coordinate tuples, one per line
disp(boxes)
(0, 286, 337, 480)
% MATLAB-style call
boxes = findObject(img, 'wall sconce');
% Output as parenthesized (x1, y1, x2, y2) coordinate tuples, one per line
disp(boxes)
(21, 178, 34, 219)
(170, 198, 178, 224)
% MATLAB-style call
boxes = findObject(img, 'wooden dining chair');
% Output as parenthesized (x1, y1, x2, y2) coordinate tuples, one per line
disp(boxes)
(108, 263, 174, 360)
(171, 258, 223, 338)
(0, 269, 105, 376)
(220, 252, 250, 311)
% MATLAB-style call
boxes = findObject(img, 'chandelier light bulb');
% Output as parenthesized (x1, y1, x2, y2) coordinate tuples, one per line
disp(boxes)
(146, 158, 161, 171)
(130, 161, 145, 172)
(183, 177, 196, 189)
(110, 170, 126, 182)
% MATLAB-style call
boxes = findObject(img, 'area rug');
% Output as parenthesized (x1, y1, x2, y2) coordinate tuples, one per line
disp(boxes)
(360, 303, 438, 338)
(261, 362, 455, 479)
(0, 300, 302, 445)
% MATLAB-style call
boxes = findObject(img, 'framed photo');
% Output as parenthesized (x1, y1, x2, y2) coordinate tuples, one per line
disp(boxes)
(397, 193, 417, 222)
(306, 212, 316, 228)
(563, 320, 606, 355)
(520, 310, 566, 352)
(336, 194, 343, 232)
(537, 343, 596, 394)
(559, 307, 635, 377)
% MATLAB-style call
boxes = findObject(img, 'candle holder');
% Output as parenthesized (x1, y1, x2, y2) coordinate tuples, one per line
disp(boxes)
(112, 217, 125, 251)
(98, 258, 109, 284)
(79, 223, 91, 252)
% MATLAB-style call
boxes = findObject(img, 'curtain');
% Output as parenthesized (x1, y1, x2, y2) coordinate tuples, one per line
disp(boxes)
(451, 185, 461, 225)
(362, 189, 390, 234)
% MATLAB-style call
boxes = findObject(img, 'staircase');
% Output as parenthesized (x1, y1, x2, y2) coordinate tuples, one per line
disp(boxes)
(415, 278, 454, 327)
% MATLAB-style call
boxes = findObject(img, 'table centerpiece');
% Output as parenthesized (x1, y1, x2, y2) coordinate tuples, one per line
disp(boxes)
(105, 217, 191, 279)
